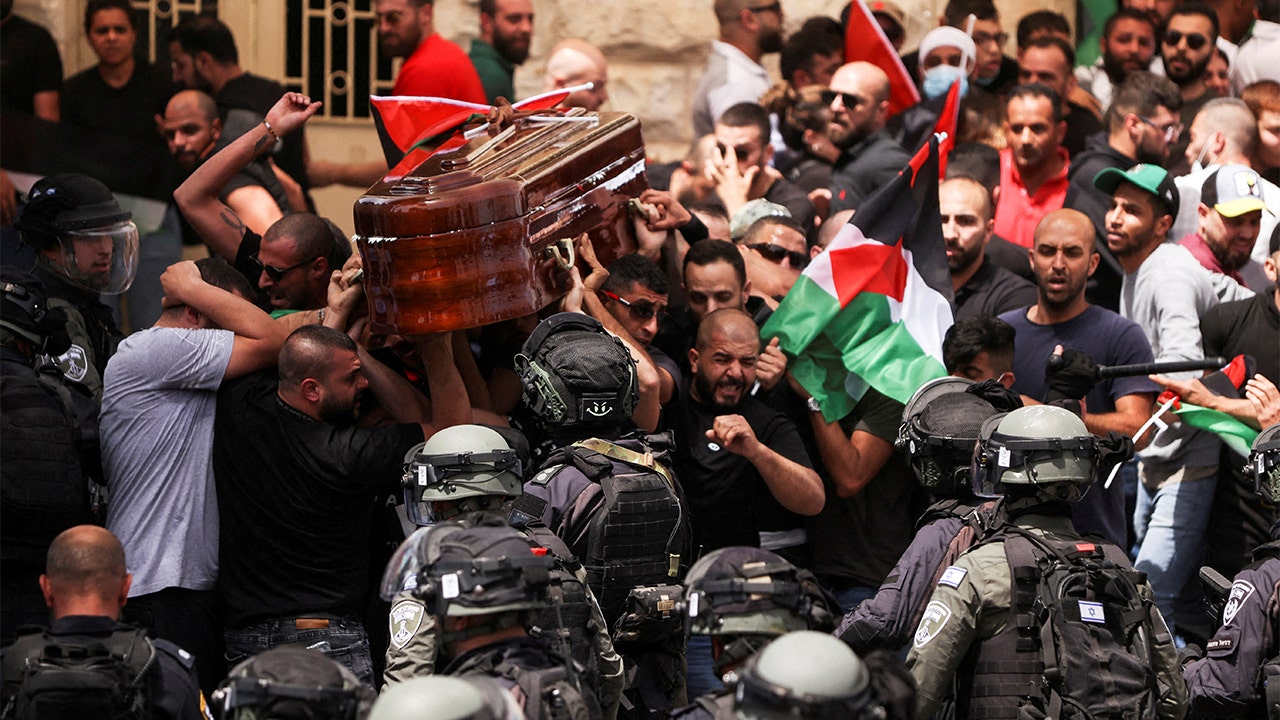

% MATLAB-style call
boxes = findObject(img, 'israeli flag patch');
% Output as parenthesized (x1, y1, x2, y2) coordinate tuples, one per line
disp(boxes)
(938, 566, 967, 588)
(1079, 600, 1105, 624)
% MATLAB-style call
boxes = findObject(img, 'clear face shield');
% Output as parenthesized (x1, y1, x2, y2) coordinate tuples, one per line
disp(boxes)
(56, 220, 139, 295)
(401, 449, 522, 526)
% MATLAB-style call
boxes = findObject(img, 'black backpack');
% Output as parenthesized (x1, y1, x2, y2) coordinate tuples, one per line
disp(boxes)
(525, 435, 691, 629)
(450, 639, 600, 720)
(999, 528, 1164, 720)
(4, 627, 156, 720)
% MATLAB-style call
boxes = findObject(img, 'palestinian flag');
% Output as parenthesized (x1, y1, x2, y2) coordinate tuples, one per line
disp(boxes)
(932, 79, 961, 179)
(369, 85, 590, 179)
(761, 137, 953, 421)
(844, 0, 920, 117)
(1171, 404, 1258, 457)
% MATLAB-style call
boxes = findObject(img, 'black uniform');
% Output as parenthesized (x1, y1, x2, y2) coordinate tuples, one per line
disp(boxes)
(1185, 534, 1280, 717)
(0, 616, 206, 720)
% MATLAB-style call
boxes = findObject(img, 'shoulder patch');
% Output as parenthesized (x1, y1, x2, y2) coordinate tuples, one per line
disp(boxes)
(1222, 579, 1256, 626)
(389, 599, 425, 650)
(938, 566, 968, 588)
(53, 344, 88, 383)
(913, 600, 953, 649)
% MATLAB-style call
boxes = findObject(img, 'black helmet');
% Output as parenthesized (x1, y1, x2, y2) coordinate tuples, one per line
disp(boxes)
(684, 547, 836, 673)
(515, 312, 637, 434)
(211, 646, 374, 720)
(897, 377, 1004, 497)
(0, 270, 69, 355)
(17, 174, 138, 295)
(414, 524, 554, 617)
(1248, 424, 1280, 503)
(734, 631, 880, 720)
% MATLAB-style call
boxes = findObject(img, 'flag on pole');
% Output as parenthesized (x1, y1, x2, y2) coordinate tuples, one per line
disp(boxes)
(1171, 404, 1259, 457)
(932, 79, 962, 179)
(369, 85, 590, 178)
(761, 137, 953, 421)
(844, 0, 920, 117)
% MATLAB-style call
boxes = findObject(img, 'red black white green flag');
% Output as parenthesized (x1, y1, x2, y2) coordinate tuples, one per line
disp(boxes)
(761, 136, 953, 420)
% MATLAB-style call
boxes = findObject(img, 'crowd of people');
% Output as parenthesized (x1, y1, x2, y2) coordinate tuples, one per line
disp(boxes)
(2, 0, 1280, 718)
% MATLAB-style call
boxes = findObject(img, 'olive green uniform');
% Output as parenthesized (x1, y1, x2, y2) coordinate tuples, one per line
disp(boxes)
(905, 513, 1188, 720)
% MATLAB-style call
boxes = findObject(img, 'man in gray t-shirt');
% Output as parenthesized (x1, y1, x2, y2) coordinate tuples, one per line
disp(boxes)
(101, 257, 286, 692)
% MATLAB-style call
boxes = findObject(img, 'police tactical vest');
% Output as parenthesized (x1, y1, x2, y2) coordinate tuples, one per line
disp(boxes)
(2, 626, 155, 720)
(959, 528, 1163, 720)
(523, 524, 605, 699)
(527, 435, 690, 629)
(1247, 540, 1280, 720)
(0, 353, 94, 567)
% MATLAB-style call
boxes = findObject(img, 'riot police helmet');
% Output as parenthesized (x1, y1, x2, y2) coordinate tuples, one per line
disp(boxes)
(734, 631, 881, 720)
(17, 174, 139, 295)
(1247, 423, 1280, 504)
(211, 645, 374, 720)
(402, 425, 524, 525)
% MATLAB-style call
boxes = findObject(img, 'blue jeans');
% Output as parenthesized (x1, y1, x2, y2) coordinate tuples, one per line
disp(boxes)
(224, 617, 374, 689)
(684, 634, 722, 699)
(831, 585, 878, 615)
(1132, 463, 1217, 641)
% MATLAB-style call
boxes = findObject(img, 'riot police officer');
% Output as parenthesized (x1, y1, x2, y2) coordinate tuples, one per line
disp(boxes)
(210, 645, 374, 720)
(1184, 423, 1280, 718)
(368, 675, 523, 720)
(734, 631, 886, 720)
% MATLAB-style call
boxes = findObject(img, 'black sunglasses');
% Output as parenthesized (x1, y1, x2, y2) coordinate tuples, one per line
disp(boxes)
(251, 253, 318, 282)
(747, 242, 809, 268)
(600, 290, 668, 322)
(1163, 30, 1208, 50)
(716, 143, 752, 164)
(820, 90, 865, 110)
(749, 2, 782, 14)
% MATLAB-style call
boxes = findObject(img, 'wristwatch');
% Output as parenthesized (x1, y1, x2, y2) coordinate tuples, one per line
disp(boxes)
(806, 396, 821, 413)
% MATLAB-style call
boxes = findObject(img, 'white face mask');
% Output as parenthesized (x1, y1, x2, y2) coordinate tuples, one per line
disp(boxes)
(1191, 131, 1220, 173)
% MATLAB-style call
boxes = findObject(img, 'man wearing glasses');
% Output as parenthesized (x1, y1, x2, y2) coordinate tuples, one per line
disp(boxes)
(597, 254, 682, 406)
(825, 62, 910, 214)
(691, 0, 785, 139)
(1159, 3, 1219, 174)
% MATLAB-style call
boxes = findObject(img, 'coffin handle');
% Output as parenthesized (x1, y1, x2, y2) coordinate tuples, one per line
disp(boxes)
(546, 238, 576, 270)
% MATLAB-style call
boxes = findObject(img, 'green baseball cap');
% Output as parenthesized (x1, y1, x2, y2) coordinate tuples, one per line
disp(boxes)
(1093, 163, 1180, 217)
(1201, 164, 1269, 218)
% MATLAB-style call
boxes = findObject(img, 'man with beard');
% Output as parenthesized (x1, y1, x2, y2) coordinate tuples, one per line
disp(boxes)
(710, 102, 816, 230)
(470, 0, 532, 104)
(998, 209, 1157, 546)
(1177, 164, 1270, 290)
(692, 0, 785, 139)
(993, 84, 1075, 248)
(159, 90, 291, 238)
(825, 62, 911, 214)
(375, 0, 486, 103)
(1017, 37, 1103, 158)
(1160, 3, 1219, 175)
(212, 315, 472, 686)
(665, 308, 823, 557)
(1067, 72, 1181, 310)
(1095, 163, 1251, 639)
(101, 258, 286, 694)
(1075, 8, 1157, 109)
(942, 177, 1036, 321)
(1171, 99, 1280, 257)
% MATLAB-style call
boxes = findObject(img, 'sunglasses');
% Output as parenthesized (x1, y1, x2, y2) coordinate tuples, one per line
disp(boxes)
(820, 90, 865, 109)
(600, 290, 668, 322)
(748, 1, 782, 14)
(972, 31, 1009, 47)
(747, 242, 809, 268)
(251, 253, 318, 282)
(716, 143, 752, 164)
(1137, 115, 1183, 142)
(1163, 30, 1208, 50)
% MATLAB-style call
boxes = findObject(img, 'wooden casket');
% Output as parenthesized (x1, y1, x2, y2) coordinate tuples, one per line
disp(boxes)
(352, 109, 648, 334)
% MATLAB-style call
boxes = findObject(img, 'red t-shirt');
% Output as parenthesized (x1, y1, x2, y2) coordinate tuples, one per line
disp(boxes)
(392, 33, 487, 104)
(994, 147, 1070, 248)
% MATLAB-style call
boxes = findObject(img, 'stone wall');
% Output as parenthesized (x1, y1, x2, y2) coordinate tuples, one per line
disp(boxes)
(23, 0, 1074, 234)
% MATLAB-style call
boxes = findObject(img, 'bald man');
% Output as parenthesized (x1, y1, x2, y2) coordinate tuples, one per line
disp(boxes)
(825, 62, 911, 213)
(997, 209, 1157, 546)
(0, 526, 206, 718)
(666, 308, 823, 557)
(543, 38, 609, 111)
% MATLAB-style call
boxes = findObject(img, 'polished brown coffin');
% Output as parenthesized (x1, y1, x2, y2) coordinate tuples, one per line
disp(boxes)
(352, 110, 648, 334)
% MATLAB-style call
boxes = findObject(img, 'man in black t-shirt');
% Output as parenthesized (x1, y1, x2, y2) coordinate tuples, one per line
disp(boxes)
(665, 308, 823, 557)
(212, 323, 472, 687)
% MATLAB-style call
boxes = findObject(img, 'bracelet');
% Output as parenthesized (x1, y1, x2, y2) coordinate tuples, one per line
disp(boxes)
(317, 307, 326, 324)
(262, 119, 280, 143)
